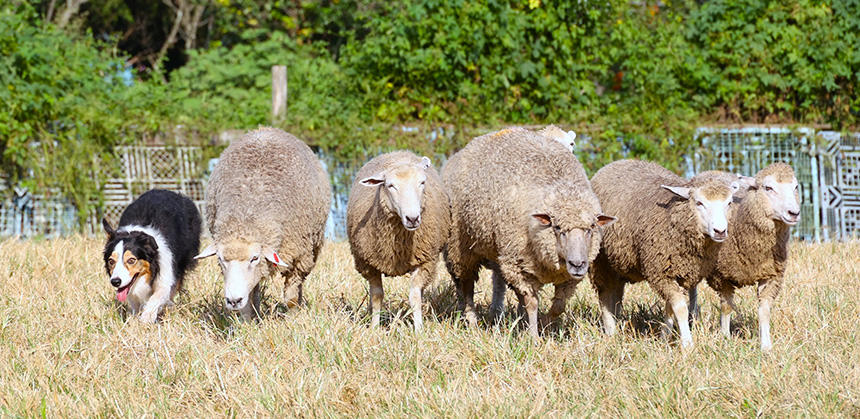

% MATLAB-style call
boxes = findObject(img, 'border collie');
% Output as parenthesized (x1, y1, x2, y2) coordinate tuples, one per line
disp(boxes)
(102, 189, 202, 323)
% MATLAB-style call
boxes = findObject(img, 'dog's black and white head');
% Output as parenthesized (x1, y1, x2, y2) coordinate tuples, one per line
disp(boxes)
(102, 219, 160, 303)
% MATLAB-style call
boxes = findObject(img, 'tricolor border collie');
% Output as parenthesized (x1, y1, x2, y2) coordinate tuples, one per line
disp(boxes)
(102, 189, 202, 323)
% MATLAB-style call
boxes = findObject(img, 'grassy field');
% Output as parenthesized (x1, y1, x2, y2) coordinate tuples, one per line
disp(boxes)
(0, 237, 858, 417)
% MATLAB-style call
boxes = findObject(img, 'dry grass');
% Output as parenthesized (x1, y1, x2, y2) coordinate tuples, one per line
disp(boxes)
(0, 237, 858, 417)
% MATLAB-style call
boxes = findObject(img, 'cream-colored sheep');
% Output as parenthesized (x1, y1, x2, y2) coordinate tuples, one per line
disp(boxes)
(346, 151, 450, 331)
(443, 127, 614, 336)
(703, 163, 799, 351)
(536, 124, 577, 152)
(195, 127, 331, 319)
(589, 159, 735, 348)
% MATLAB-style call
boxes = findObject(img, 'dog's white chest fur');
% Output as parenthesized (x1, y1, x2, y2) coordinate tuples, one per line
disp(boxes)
(127, 281, 153, 314)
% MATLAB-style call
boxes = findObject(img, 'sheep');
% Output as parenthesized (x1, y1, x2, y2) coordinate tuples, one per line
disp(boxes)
(194, 127, 331, 319)
(443, 127, 615, 336)
(536, 124, 577, 152)
(589, 159, 736, 348)
(685, 170, 756, 318)
(346, 151, 451, 331)
(702, 162, 800, 351)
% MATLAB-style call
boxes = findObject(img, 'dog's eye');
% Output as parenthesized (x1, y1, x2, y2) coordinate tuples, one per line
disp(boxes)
(126, 258, 136, 265)
(108, 259, 116, 266)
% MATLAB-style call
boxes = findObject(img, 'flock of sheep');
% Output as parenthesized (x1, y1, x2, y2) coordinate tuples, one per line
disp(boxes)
(197, 126, 800, 351)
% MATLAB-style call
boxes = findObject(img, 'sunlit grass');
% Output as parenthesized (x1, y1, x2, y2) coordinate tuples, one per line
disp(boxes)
(0, 237, 857, 416)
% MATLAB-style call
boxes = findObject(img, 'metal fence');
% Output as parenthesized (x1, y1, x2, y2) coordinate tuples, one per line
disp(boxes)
(693, 127, 858, 241)
(1, 127, 858, 241)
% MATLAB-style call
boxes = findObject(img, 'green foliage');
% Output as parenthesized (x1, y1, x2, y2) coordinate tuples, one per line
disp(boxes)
(3, 0, 860, 222)
(0, 3, 177, 225)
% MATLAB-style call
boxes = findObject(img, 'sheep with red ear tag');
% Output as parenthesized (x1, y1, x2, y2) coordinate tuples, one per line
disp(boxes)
(195, 127, 331, 320)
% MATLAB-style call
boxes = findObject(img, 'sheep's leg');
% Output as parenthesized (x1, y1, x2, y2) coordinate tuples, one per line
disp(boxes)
(757, 279, 781, 352)
(547, 280, 579, 327)
(238, 284, 261, 321)
(719, 290, 737, 338)
(522, 288, 540, 337)
(460, 273, 479, 327)
(408, 264, 433, 332)
(367, 271, 384, 328)
(282, 272, 304, 308)
(688, 284, 700, 323)
(661, 301, 676, 339)
(670, 294, 693, 348)
(489, 269, 507, 323)
(595, 277, 625, 336)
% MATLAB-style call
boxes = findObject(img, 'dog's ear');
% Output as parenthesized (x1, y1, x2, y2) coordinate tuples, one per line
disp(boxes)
(140, 234, 159, 259)
(102, 218, 116, 240)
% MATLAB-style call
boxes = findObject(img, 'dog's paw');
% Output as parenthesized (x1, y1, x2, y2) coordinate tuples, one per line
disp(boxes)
(139, 310, 159, 324)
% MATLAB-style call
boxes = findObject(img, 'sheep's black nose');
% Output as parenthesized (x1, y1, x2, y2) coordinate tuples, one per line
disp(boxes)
(567, 260, 586, 270)
(226, 297, 244, 307)
(404, 215, 420, 229)
(110, 277, 121, 287)
(713, 228, 726, 235)
(788, 210, 800, 217)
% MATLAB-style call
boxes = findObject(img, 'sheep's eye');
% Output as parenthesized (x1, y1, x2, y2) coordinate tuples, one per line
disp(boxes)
(387, 184, 396, 190)
(250, 256, 259, 263)
(765, 186, 774, 192)
(420, 181, 426, 186)
(126, 257, 136, 265)
(696, 201, 704, 207)
(553, 225, 560, 231)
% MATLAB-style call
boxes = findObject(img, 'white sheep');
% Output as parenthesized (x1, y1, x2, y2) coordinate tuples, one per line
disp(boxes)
(589, 159, 736, 348)
(443, 127, 614, 336)
(346, 151, 450, 331)
(701, 163, 800, 351)
(194, 127, 331, 319)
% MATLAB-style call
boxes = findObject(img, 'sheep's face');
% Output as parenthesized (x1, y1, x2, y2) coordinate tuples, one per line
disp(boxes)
(663, 182, 733, 242)
(194, 241, 290, 311)
(759, 174, 800, 225)
(531, 213, 616, 279)
(360, 157, 432, 231)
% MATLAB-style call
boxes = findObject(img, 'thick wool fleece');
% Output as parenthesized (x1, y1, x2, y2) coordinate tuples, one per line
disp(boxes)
(347, 151, 451, 280)
(206, 127, 331, 285)
(589, 159, 731, 302)
(706, 163, 796, 299)
(443, 127, 604, 300)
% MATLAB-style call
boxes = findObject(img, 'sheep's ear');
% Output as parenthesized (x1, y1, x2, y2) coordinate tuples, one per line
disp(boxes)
(194, 243, 217, 259)
(359, 174, 385, 187)
(419, 156, 432, 170)
(566, 131, 577, 144)
(263, 249, 291, 268)
(102, 218, 115, 240)
(661, 185, 690, 200)
(595, 215, 617, 227)
(532, 213, 553, 227)
(729, 181, 741, 193)
(738, 175, 756, 189)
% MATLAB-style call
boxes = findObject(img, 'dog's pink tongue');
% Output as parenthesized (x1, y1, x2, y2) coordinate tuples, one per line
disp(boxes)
(117, 286, 129, 302)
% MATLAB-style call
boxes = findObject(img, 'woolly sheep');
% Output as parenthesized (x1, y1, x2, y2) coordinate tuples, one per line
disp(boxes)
(702, 163, 800, 351)
(589, 159, 735, 348)
(536, 124, 577, 152)
(195, 127, 331, 319)
(443, 127, 615, 336)
(346, 151, 450, 331)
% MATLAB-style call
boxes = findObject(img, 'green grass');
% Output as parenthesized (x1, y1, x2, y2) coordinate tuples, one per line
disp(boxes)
(0, 238, 857, 416)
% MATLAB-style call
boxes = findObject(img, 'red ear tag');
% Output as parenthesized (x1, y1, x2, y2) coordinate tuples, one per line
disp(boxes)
(273, 253, 280, 263)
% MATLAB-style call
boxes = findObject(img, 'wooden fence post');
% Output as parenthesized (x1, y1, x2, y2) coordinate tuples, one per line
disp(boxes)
(272, 65, 287, 123)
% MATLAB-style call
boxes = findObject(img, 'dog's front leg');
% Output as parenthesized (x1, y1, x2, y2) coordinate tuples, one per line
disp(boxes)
(139, 282, 173, 324)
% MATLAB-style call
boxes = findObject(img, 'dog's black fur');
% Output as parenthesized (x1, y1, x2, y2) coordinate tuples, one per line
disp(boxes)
(103, 189, 202, 290)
